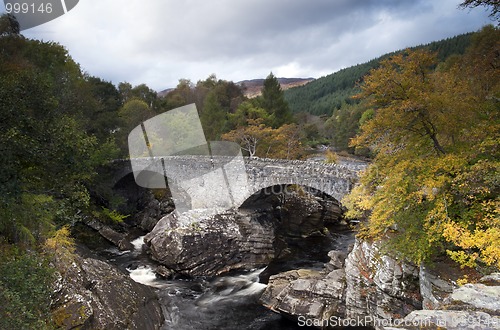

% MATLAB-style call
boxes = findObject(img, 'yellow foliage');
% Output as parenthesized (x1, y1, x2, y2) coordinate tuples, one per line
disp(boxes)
(44, 226, 76, 266)
(343, 27, 500, 267)
(45, 226, 74, 251)
(324, 150, 338, 164)
(456, 275, 469, 286)
(222, 119, 304, 159)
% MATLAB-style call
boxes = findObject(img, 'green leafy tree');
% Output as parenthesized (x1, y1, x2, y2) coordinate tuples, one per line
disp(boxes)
(118, 99, 153, 130)
(0, 248, 55, 330)
(200, 90, 227, 141)
(118, 82, 133, 102)
(226, 99, 272, 130)
(85, 76, 122, 141)
(0, 25, 120, 242)
(324, 102, 366, 152)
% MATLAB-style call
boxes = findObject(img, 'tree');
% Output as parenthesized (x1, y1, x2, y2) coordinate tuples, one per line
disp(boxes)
(222, 119, 304, 159)
(118, 82, 133, 102)
(131, 83, 158, 109)
(162, 79, 195, 110)
(0, 37, 119, 245)
(460, 0, 500, 22)
(222, 118, 272, 157)
(118, 82, 157, 110)
(271, 124, 304, 159)
(226, 100, 272, 130)
(324, 102, 366, 152)
(118, 99, 153, 129)
(0, 14, 20, 36)
(352, 49, 449, 155)
(344, 28, 500, 268)
(261, 72, 293, 127)
(0, 248, 55, 329)
(200, 90, 227, 141)
(85, 76, 122, 141)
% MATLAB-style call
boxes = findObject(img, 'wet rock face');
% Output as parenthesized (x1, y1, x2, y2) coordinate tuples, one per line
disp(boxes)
(278, 191, 343, 237)
(344, 239, 422, 320)
(51, 248, 164, 330)
(260, 238, 422, 324)
(133, 190, 175, 232)
(260, 263, 347, 322)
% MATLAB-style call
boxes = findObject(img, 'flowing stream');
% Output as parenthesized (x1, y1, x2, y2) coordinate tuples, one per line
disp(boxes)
(95, 227, 355, 330)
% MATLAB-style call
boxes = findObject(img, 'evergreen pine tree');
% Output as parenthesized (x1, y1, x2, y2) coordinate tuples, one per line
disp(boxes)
(261, 72, 293, 127)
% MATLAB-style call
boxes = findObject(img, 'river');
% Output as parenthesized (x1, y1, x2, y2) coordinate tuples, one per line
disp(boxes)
(94, 225, 356, 330)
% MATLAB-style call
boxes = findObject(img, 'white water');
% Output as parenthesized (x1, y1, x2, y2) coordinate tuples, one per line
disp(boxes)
(127, 265, 161, 286)
(126, 236, 168, 287)
(196, 268, 267, 306)
(131, 236, 146, 251)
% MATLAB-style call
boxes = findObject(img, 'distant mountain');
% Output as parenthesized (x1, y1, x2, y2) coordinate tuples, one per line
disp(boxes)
(238, 77, 314, 98)
(284, 31, 475, 116)
(157, 78, 313, 98)
(157, 88, 175, 98)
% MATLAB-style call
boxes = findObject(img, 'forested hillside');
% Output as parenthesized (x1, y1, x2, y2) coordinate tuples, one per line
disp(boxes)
(285, 32, 475, 116)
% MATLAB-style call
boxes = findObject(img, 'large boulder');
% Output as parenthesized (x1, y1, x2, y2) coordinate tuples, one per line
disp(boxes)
(260, 236, 500, 330)
(278, 192, 337, 237)
(51, 248, 164, 330)
(144, 209, 276, 277)
(83, 218, 134, 251)
(144, 188, 344, 278)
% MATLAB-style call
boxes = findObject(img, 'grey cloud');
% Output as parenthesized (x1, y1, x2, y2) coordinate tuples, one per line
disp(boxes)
(19, 0, 491, 90)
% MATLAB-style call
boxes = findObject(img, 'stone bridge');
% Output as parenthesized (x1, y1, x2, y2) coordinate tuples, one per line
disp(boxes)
(112, 156, 367, 215)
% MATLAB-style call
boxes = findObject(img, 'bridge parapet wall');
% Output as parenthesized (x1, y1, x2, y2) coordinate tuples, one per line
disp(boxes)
(111, 156, 366, 208)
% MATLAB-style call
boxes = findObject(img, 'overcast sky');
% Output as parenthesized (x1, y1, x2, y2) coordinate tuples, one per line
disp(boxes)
(2, 0, 493, 91)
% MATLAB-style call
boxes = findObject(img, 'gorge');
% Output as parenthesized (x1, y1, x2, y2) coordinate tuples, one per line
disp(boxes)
(65, 157, 500, 330)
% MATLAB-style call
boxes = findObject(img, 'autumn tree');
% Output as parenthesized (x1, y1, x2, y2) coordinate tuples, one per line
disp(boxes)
(221, 118, 271, 157)
(344, 26, 500, 268)
(222, 119, 304, 159)
(352, 49, 450, 156)
(270, 124, 304, 159)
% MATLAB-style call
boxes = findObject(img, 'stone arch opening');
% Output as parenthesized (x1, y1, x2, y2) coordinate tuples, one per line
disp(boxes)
(111, 171, 190, 222)
(236, 184, 355, 283)
(112, 172, 149, 215)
